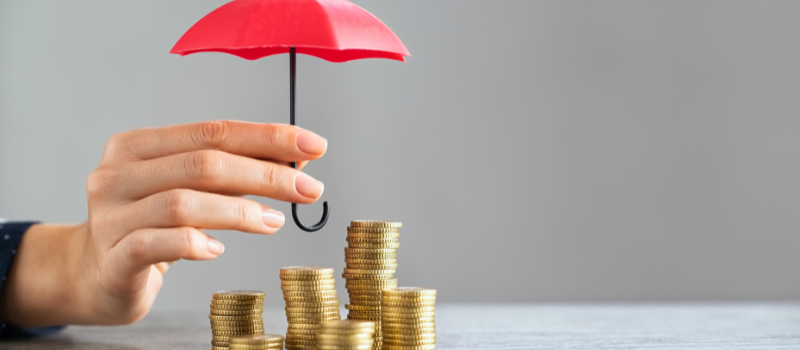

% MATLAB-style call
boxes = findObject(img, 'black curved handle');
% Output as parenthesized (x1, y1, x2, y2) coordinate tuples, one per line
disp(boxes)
(288, 47, 329, 232)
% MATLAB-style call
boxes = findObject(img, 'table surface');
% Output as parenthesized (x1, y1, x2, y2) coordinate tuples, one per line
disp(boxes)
(1, 304, 799, 349)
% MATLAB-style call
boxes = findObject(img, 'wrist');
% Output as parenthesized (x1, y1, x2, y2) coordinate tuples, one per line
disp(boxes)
(0, 223, 88, 327)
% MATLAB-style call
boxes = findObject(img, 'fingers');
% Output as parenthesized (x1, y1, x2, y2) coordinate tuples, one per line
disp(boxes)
(111, 227, 223, 277)
(102, 150, 324, 204)
(102, 121, 327, 164)
(108, 189, 285, 238)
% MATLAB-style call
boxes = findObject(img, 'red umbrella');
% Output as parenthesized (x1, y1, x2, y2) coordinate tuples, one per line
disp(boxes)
(171, 0, 409, 232)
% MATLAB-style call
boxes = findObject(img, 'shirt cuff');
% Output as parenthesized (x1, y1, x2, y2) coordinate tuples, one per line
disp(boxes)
(0, 221, 66, 338)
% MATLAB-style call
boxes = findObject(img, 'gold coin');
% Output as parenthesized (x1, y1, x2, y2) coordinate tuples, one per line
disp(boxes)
(285, 300, 340, 307)
(383, 338, 436, 346)
(346, 237, 399, 243)
(346, 278, 398, 284)
(284, 345, 316, 350)
(347, 232, 400, 239)
(348, 242, 401, 249)
(281, 284, 337, 291)
(345, 257, 397, 264)
(211, 298, 265, 305)
(380, 295, 436, 302)
(383, 328, 436, 335)
(350, 221, 402, 228)
(286, 309, 339, 319)
(346, 264, 399, 270)
(382, 333, 436, 340)
(213, 329, 265, 336)
(345, 254, 397, 260)
(211, 346, 228, 350)
(318, 319, 376, 331)
(211, 303, 264, 310)
(284, 339, 316, 345)
(381, 321, 435, 328)
(348, 292, 384, 299)
(381, 345, 435, 350)
(347, 314, 382, 321)
(286, 316, 341, 324)
(343, 273, 395, 280)
(317, 343, 373, 350)
(280, 266, 335, 276)
(344, 268, 397, 275)
(211, 340, 229, 347)
(210, 314, 264, 321)
(381, 312, 435, 320)
(382, 288, 436, 298)
(229, 345, 284, 350)
(348, 300, 382, 307)
(345, 248, 397, 255)
(285, 314, 341, 321)
(229, 333, 284, 344)
(345, 304, 381, 311)
(213, 290, 266, 300)
(280, 274, 335, 281)
(316, 334, 374, 342)
(381, 301, 436, 308)
(381, 306, 436, 313)
(211, 308, 263, 316)
(210, 325, 265, 332)
(285, 306, 341, 313)
(281, 278, 336, 285)
(283, 292, 339, 299)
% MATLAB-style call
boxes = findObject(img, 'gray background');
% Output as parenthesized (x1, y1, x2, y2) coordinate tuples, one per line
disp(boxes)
(1, 0, 799, 311)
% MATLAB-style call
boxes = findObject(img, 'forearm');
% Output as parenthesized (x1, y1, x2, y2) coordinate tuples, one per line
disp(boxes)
(0, 223, 87, 327)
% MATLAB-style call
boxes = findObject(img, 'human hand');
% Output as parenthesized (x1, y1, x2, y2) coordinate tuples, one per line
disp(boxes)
(0, 120, 327, 326)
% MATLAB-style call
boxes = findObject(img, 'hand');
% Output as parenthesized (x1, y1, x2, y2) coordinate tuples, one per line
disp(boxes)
(0, 120, 327, 326)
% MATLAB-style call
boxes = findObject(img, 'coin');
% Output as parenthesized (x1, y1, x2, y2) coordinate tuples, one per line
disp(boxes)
(345, 304, 381, 311)
(342, 273, 395, 280)
(210, 314, 264, 321)
(346, 264, 399, 270)
(381, 322, 436, 329)
(211, 340, 229, 347)
(385, 328, 436, 335)
(213, 291, 266, 300)
(381, 301, 437, 308)
(382, 288, 436, 297)
(350, 221, 403, 228)
(348, 300, 382, 307)
(383, 338, 436, 346)
(211, 303, 264, 310)
(213, 329, 265, 336)
(346, 237, 399, 243)
(211, 325, 265, 332)
(285, 300, 340, 307)
(281, 266, 335, 276)
(344, 268, 397, 275)
(348, 242, 401, 249)
(211, 308, 263, 316)
(381, 306, 436, 313)
(281, 284, 337, 291)
(345, 258, 397, 265)
(212, 298, 265, 305)
(285, 306, 341, 313)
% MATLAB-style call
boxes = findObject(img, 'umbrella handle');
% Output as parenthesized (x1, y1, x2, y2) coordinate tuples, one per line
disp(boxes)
(289, 47, 330, 232)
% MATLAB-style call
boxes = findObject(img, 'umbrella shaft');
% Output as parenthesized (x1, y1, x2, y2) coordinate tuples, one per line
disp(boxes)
(290, 47, 297, 170)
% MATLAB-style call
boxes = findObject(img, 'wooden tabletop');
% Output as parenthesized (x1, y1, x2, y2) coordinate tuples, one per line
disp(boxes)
(2, 304, 799, 349)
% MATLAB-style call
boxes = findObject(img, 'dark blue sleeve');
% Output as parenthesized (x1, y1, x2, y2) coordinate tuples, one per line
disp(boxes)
(0, 221, 66, 338)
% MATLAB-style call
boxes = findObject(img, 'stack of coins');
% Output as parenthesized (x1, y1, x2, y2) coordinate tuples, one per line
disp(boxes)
(229, 334, 284, 350)
(316, 320, 376, 350)
(281, 266, 342, 350)
(381, 287, 437, 350)
(209, 291, 266, 350)
(344, 220, 402, 350)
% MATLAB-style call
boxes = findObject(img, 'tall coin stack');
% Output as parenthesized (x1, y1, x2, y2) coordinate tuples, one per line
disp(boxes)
(316, 320, 376, 350)
(229, 334, 284, 350)
(344, 220, 402, 350)
(381, 288, 437, 350)
(281, 266, 342, 350)
(209, 291, 266, 350)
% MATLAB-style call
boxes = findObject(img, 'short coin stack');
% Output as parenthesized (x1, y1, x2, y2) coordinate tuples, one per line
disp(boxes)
(343, 220, 402, 350)
(281, 266, 342, 350)
(229, 334, 284, 350)
(316, 320, 376, 350)
(209, 291, 266, 350)
(381, 287, 437, 350)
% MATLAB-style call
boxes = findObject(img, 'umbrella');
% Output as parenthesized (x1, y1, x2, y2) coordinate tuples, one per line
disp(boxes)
(171, 0, 410, 232)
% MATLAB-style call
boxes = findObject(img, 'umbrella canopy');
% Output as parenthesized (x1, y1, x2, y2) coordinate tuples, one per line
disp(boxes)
(170, 0, 410, 62)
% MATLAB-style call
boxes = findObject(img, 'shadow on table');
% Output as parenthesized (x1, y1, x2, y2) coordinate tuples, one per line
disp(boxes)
(0, 337, 146, 350)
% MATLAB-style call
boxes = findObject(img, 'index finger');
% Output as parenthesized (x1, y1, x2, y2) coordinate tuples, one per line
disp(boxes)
(102, 120, 327, 165)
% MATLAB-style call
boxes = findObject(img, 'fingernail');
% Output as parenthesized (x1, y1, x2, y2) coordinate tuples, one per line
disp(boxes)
(296, 133, 327, 155)
(295, 173, 324, 199)
(207, 238, 225, 256)
(262, 208, 285, 229)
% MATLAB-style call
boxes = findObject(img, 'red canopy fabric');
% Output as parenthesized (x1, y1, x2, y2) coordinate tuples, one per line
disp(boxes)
(170, 0, 410, 62)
